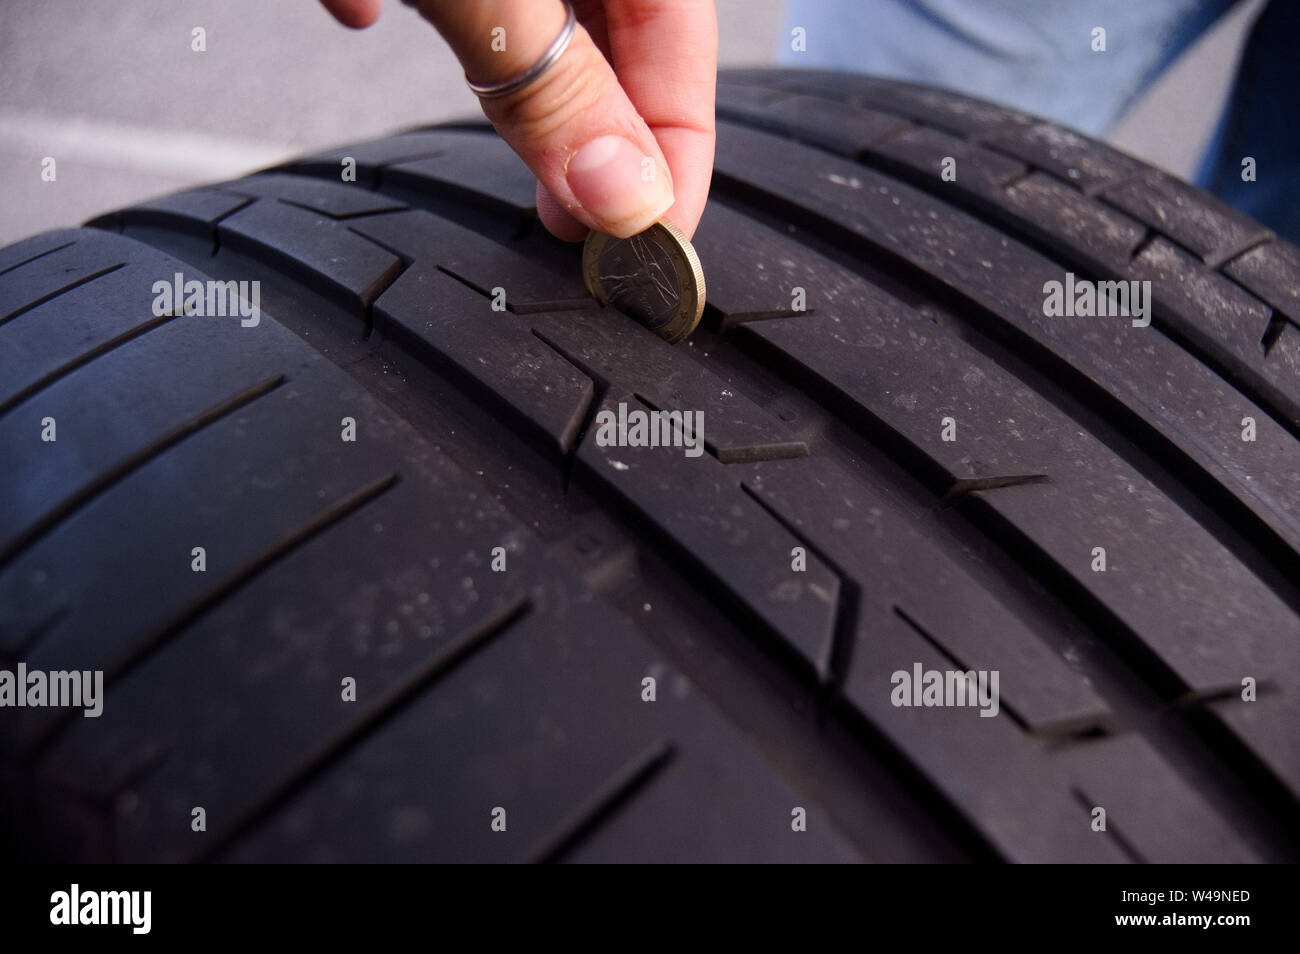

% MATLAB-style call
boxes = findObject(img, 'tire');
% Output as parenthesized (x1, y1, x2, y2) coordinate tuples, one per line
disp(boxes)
(2, 69, 1298, 863)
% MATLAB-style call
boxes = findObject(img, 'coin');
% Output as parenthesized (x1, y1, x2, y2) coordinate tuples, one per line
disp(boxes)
(582, 220, 706, 344)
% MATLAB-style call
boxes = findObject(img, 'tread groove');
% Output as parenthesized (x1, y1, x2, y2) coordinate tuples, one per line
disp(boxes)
(0, 240, 76, 278)
(524, 738, 675, 864)
(0, 374, 287, 568)
(740, 482, 857, 687)
(1261, 312, 1290, 357)
(0, 311, 183, 417)
(25, 471, 401, 761)
(0, 262, 127, 328)
(941, 474, 1050, 501)
(892, 605, 1030, 733)
(1069, 785, 1146, 863)
(201, 594, 533, 862)
(634, 391, 807, 464)
(530, 327, 611, 480)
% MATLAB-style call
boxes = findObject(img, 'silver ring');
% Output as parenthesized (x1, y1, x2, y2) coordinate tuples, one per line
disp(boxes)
(466, 2, 577, 100)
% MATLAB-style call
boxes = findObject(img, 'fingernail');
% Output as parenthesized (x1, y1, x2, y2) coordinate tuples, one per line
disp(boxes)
(566, 135, 673, 236)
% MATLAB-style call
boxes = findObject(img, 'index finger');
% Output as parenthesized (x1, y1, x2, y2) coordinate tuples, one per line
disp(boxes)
(318, 0, 384, 28)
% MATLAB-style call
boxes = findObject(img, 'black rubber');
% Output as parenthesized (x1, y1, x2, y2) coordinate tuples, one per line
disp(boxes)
(2, 70, 1298, 863)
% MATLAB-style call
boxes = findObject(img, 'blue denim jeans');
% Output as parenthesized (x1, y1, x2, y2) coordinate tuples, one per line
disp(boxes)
(777, 0, 1298, 243)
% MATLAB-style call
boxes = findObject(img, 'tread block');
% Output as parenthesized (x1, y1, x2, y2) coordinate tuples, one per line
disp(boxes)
(217, 199, 404, 311)
(1100, 170, 1272, 266)
(577, 394, 840, 678)
(1133, 236, 1273, 343)
(864, 125, 1028, 193)
(744, 458, 1111, 734)
(1224, 239, 1300, 323)
(844, 613, 1259, 862)
(382, 129, 539, 218)
(558, 711, 858, 862)
(1001, 172, 1146, 272)
(370, 261, 594, 455)
(980, 122, 1146, 194)
(277, 130, 465, 185)
(357, 207, 804, 460)
(528, 313, 808, 463)
(1212, 693, 1300, 804)
(1270, 322, 1300, 380)
(117, 189, 252, 236)
(840, 612, 1124, 862)
(356, 211, 805, 461)
(740, 69, 1038, 138)
(1062, 735, 1259, 862)
(350, 209, 592, 313)
(861, 130, 1150, 281)
(848, 78, 1037, 137)
(1128, 237, 1300, 426)
(695, 203, 827, 325)
(716, 83, 911, 155)
(232, 174, 407, 219)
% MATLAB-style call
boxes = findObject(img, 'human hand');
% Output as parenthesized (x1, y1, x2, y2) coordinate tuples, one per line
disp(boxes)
(319, 0, 717, 241)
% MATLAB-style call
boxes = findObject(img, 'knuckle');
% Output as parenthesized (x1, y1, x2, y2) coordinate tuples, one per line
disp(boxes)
(484, 34, 615, 143)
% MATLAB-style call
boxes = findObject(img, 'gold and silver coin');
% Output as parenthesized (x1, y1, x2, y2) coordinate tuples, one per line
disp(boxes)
(582, 220, 706, 344)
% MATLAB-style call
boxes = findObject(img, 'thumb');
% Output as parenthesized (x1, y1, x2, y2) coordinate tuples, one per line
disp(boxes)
(412, 0, 675, 239)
